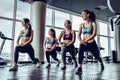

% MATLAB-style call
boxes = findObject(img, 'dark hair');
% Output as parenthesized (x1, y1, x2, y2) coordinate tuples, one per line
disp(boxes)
(65, 20, 72, 29)
(83, 10, 96, 22)
(23, 18, 32, 36)
(50, 28, 56, 38)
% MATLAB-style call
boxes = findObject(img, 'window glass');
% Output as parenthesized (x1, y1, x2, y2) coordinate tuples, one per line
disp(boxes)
(16, 0, 31, 20)
(72, 15, 84, 31)
(0, 0, 14, 18)
(46, 8, 52, 25)
(0, 19, 13, 60)
(55, 10, 70, 28)
(100, 36, 108, 57)
(99, 22, 108, 36)
(74, 32, 79, 48)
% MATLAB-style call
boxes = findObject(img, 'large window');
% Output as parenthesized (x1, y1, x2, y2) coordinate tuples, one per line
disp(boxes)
(16, 0, 31, 20)
(55, 10, 70, 28)
(0, 0, 14, 18)
(46, 8, 52, 26)
(99, 22, 108, 36)
(0, 19, 13, 60)
(72, 15, 83, 31)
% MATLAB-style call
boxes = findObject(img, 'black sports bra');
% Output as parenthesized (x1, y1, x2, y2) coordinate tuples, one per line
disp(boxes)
(63, 31, 72, 40)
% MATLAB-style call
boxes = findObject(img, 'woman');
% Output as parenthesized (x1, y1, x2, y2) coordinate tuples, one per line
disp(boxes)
(58, 20, 78, 70)
(9, 18, 40, 71)
(75, 10, 104, 74)
(44, 29, 60, 68)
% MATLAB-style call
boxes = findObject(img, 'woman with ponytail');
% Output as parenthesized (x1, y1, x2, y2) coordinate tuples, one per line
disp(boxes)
(75, 10, 104, 74)
(58, 20, 78, 70)
(9, 18, 40, 71)
(43, 28, 60, 68)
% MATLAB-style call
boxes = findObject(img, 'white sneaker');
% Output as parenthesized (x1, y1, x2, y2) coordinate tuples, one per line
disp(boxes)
(9, 64, 18, 71)
(36, 63, 40, 68)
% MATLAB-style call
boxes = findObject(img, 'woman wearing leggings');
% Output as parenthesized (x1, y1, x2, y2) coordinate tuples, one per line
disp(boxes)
(75, 10, 104, 74)
(9, 18, 40, 71)
(44, 29, 60, 68)
(58, 20, 78, 70)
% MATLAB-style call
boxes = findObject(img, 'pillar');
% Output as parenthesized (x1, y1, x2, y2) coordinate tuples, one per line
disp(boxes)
(115, 24, 120, 61)
(32, 0, 46, 63)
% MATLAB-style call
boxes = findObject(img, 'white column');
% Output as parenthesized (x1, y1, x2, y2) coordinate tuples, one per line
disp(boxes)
(115, 25, 120, 61)
(32, 0, 46, 63)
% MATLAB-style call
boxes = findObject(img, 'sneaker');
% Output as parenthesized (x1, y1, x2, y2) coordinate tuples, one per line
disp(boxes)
(56, 61, 60, 66)
(61, 66, 66, 70)
(9, 64, 18, 71)
(75, 67, 82, 75)
(46, 64, 51, 68)
(101, 63, 104, 70)
(36, 62, 40, 68)
(75, 63, 78, 68)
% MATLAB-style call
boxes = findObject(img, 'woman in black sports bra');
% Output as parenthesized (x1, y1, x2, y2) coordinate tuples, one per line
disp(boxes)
(75, 10, 104, 74)
(9, 18, 40, 71)
(58, 20, 77, 70)
(44, 29, 60, 68)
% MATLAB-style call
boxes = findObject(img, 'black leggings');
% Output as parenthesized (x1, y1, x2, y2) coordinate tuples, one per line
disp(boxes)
(78, 41, 103, 64)
(61, 44, 77, 65)
(14, 44, 39, 64)
(45, 49, 59, 63)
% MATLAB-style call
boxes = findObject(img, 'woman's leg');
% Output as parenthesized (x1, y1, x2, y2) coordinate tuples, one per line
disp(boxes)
(75, 44, 87, 74)
(61, 47, 67, 70)
(88, 41, 104, 70)
(67, 44, 77, 67)
(9, 45, 26, 71)
(26, 44, 40, 68)
(45, 51, 51, 64)
(50, 49, 59, 62)
(50, 49, 60, 66)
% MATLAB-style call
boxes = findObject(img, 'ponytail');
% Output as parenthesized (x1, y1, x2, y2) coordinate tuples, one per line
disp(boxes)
(89, 11, 96, 22)
(83, 10, 96, 22)
(23, 18, 32, 36)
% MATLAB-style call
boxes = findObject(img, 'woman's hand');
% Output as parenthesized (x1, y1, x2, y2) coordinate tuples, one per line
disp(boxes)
(61, 43, 66, 48)
(80, 40, 87, 46)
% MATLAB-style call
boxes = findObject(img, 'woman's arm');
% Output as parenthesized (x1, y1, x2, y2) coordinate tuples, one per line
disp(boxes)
(58, 30, 64, 45)
(43, 37, 48, 50)
(78, 23, 84, 42)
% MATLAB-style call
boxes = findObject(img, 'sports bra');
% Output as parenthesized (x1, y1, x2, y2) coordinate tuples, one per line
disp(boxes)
(20, 30, 31, 38)
(82, 24, 93, 34)
(63, 31, 72, 40)
(46, 37, 56, 45)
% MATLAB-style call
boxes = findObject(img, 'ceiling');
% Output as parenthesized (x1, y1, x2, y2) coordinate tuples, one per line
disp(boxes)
(20, 0, 120, 22)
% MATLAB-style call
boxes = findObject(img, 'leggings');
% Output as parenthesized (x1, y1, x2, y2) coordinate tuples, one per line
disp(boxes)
(78, 41, 103, 64)
(45, 49, 59, 63)
(14, 44, 39, 64)
(61, 44, 77, 65)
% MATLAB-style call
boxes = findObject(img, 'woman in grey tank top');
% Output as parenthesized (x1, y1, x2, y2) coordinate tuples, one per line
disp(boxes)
(9, 18, 40, 71)
(75, 10, 104, 74)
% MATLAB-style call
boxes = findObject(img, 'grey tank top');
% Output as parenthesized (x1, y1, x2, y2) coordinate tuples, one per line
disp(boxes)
(20, 30, 31, 37)
(82, 24, 93, 34)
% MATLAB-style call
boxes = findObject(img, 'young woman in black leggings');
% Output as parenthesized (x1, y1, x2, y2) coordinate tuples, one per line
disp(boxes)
(9, 18, 40, 71)
(43, 29, 60, 68)
(58, 20, 78, 70)
(75, 10, 104, 74)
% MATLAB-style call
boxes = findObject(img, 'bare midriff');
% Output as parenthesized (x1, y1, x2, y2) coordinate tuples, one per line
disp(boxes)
(63, 40, 72, 45)
(46, 44, 54, 49)
(83, 34, 94, 43)
(21, 37, 30, 44)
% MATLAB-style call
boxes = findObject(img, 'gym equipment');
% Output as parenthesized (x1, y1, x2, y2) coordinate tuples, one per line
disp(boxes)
(0, 31, 13, 65)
